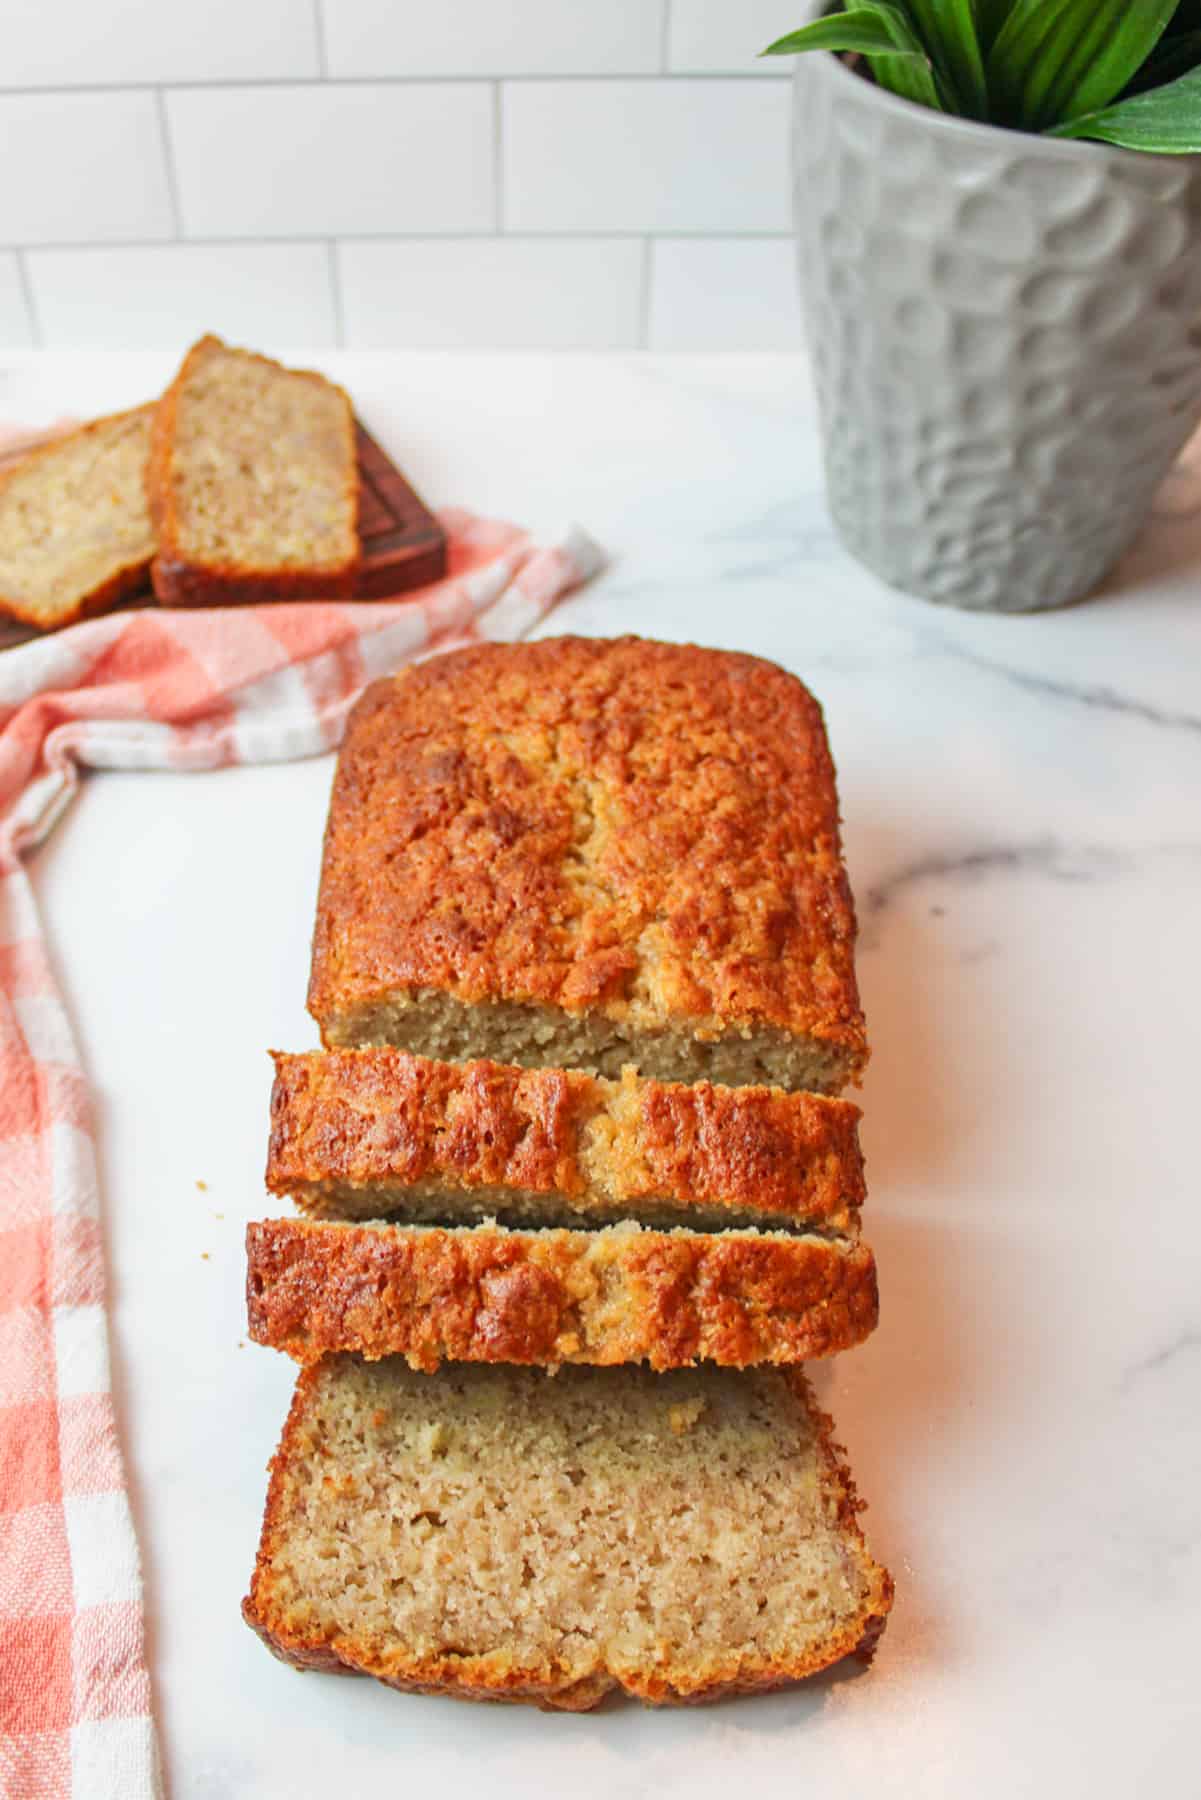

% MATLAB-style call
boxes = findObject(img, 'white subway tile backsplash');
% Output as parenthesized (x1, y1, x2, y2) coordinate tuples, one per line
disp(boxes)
(668, 0, 803, 75)
(503, 79, 791, 234)
(26, 244, 337, 349)
(648, 237, 799, 349)
(167, 85, 495, 239)
(0, 256, 35, 348)
(0, 0, 319, 87)
(0, 93, 172, 245)
(0, 6, 808, 351)
(324, 0, 663, 78)
(338, 237, 642, 348)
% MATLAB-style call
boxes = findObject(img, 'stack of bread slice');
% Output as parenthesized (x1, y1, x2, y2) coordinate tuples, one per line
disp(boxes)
(0, 334, 359, 631)
(243, 634, 892, 1710)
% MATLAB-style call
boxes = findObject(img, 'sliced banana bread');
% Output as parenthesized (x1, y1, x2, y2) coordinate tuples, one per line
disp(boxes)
(267, 1048, 865, 1234)
(0, 406, 155, 631)
(307, 637, 867, 1094)
(246, 1218, 877, 1371)
(147, 334, 359, 604)
(243, 1356, 892, 1709)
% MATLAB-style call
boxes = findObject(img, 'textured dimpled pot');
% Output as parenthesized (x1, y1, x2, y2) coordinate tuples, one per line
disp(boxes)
(792, 49, 1201, 612)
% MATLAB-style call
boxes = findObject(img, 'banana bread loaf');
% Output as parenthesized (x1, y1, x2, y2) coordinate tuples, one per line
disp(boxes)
(307, 638, 867, 1093)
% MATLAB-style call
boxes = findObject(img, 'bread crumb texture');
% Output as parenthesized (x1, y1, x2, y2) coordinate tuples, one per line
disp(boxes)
(309, 637, 867, 1093)
(243, 1357, 892, 1708)
(0, 407, 155, 629)
(148, 334, 358, 602)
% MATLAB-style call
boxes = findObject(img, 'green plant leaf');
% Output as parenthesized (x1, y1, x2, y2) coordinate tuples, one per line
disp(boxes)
(845, 0, 949, 110)
(867, 49, 947, 110)
(974, 0, 1013, 53)
(989, 0, 1181, 132)
(905, 0, 989, 116)
(1049, 60, 1201, 148)
(762, 1, 947, 111)
(1125, 28, 1201, 94)
(761, 16, 925, 59)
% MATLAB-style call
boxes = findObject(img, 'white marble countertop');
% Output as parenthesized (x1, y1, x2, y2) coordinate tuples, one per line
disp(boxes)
(3, 351, 1197, 1799)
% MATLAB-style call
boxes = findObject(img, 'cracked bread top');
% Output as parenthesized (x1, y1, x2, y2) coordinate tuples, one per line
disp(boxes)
(308, 637, 867, 1083)
(267, 1048, 865, 1234)
(245, 1218, 879, 1371)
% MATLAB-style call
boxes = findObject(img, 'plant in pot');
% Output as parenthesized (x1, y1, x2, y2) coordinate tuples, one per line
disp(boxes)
(767, 2, 1201, 611)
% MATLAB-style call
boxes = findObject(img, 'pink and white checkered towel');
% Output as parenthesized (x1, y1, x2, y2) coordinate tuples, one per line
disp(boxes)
(0, 510, 603, 1798)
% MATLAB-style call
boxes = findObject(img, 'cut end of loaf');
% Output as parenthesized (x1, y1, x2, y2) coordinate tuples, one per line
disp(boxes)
(318, 987, 863, 1095)
(243, 1357, 893, 1709)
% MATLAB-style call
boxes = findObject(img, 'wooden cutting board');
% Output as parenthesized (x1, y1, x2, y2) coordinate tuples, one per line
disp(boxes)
(0, 419, 449, 647)
(353, 421, 447, 598)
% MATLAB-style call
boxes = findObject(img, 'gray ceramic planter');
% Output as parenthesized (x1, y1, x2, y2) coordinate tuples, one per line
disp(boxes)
(792, 49, 1201, 611)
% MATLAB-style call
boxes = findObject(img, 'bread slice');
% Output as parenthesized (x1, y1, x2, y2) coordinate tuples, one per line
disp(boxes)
(267, 1048, 865, 1235)
(147, 335, 359, 604)
(307, 637, 867, 1095)
(243, 1356, 892, 1709)
(246, 1217, 877, 1371)
(0, 406, 155, 631)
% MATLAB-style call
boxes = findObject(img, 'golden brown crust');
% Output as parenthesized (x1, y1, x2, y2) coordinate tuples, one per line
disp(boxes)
(242, 1362, 893, 1710)
(0, 553, 151, 633)
(268, 1047, 595, 1204)
(242, 1603, 892, 1711)
(612, 1061, 864, 1225)
(245, 1218, 878, 1371)
(307, 638, 867, 1084)
(147, 334, 359, 605)
(150, 554, 356, 606)
(267, 1047, 865, 1231)
(0, 406, 155, 631)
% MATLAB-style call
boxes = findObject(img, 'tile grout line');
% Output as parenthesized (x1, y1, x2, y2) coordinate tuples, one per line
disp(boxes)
(327, 241, 345, 348)
(311, 0, 329, 77)
(0, 73, 788, 94)
(638, 238, 653, 350)
(493, 82, 504, 233)
(13, 249, 42, 348)
(155, 88, 184, 238)
(7, 232, 792, 253)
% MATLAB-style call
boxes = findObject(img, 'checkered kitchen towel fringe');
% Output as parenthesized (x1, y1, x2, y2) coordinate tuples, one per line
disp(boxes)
(0, 514, 603, 1798)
